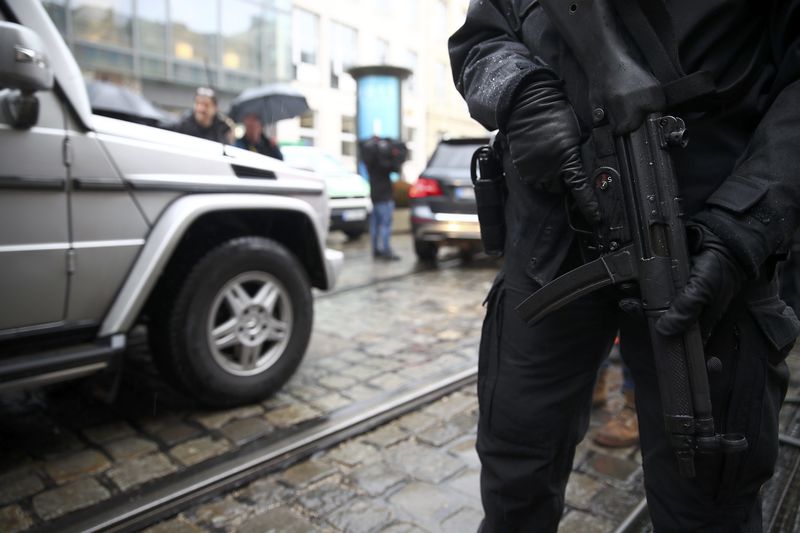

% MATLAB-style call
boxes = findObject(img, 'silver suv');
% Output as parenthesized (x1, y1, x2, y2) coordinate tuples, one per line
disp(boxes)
(0, 1, 343, 406)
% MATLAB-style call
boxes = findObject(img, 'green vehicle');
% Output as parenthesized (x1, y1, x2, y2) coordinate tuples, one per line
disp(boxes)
(282, 146, 372, 240)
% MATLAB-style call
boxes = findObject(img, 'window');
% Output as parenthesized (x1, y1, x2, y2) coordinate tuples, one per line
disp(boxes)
(292, 8, 318, 66)
(221, 0, 262, 73)
(330, 22, 357, 89)
(137, 0, 167, 55)
(403, 126, 416, 160)
(341, 140, 357, 157)
(74, 42, 134, 72)
(430, 143, 485, 169)
(172, 62, 216, 86)
(300, 110, 315, 130)
(140, 56, 167, 79)
(342, 115, 356, 136)
(299, 110, 316, 146)
(341, 115, 356, 157)
(171, 0, 218, 64)
(72, 0, 133, 48)
(263, 7, 293, 82)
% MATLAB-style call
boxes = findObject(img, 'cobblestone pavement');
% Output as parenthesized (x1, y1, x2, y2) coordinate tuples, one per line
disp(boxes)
(0, 231, 497, 530)
(1, 222, 798, 532)
(148, 374, 652, 533)
(151, 351, 800, 533)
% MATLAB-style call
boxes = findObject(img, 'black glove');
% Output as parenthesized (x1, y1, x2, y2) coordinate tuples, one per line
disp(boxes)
(656, 223, 746, 340)
(504, 79, 601, 225)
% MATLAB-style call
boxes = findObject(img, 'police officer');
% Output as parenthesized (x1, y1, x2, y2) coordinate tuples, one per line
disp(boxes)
(449, 1, 800, 531)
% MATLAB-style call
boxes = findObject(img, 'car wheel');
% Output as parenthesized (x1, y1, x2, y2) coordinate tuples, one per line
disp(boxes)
(149, 236, 312, 407)
(414, 239, 438, 262)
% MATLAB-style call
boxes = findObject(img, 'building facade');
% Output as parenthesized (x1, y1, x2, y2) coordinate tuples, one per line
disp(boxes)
(42, 0, 293, 111)
(42, 0, 487, 179)
(284, 0, 486, 179)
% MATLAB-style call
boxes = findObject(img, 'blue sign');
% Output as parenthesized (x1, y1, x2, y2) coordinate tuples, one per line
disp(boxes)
(357, 75, 401, 141)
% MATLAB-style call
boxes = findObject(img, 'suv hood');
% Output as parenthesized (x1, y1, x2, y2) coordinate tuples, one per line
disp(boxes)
(92, 115, 320, 184)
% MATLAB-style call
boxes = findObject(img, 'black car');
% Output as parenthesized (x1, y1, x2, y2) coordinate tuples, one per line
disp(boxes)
(409, 137, 490, 261)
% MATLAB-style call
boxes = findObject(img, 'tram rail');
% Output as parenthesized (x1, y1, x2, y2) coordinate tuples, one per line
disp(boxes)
(32, 364, 800, 533)
(39, 369, 478, 532)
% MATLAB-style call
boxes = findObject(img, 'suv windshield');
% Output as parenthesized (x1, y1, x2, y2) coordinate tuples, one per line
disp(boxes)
(428, 143, 483, 169)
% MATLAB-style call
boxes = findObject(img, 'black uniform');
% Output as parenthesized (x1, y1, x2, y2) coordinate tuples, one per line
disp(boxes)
(449, 1, 800, 531)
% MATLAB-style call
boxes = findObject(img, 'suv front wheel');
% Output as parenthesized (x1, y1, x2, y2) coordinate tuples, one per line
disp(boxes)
(150, 236, 312, 406)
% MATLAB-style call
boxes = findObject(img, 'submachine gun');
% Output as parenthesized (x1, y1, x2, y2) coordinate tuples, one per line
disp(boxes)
(515, 0, 747, 477)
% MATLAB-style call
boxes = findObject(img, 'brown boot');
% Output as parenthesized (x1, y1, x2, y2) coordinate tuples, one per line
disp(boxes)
(594, 390, 639, 447)
(592, 367, 609, 408)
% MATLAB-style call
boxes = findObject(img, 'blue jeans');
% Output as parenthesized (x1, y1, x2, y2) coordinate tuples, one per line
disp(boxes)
(370, 200, 394, 255)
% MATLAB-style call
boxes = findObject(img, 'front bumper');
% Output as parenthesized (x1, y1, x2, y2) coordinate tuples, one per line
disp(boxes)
(324, 248, 345, 290)
(328, 197, 372, 232)
(411, 206, 481, 242)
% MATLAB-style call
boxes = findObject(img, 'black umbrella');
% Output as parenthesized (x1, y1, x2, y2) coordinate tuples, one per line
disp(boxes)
(85, 80, 172, 126)
(228, 82, 309, 124)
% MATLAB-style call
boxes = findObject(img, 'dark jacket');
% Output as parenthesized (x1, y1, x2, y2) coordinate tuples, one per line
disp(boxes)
(360, 137, 407, 203)
(172, 112, 232, 144)
(449, 0, 800, 284)
(234, 135, 284, 160)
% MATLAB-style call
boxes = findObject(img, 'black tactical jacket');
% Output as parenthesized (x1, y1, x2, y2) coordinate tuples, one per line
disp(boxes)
(449, 0, 800, 286)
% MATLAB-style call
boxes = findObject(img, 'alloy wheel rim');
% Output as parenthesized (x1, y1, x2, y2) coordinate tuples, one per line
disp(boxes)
(207, 271, 293, 377)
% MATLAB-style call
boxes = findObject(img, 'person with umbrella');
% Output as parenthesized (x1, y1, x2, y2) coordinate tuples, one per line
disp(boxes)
(228, 82, 309, 127)
(172, 87, 234, 144)
(234, 113, 283, 160)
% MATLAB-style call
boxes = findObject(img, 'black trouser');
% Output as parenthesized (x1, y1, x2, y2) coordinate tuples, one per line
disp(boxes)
(476, 268, 796, 532)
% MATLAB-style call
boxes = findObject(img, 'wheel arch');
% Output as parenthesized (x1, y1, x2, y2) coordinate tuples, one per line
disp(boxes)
(99, 194, 328, 337)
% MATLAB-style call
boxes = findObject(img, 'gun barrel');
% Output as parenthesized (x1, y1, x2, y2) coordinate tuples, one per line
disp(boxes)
(622, 116, 719, 472)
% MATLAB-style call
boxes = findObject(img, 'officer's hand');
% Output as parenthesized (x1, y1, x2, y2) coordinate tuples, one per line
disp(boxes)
(656, 223, 745, 340)
(504, 79, 601, 224)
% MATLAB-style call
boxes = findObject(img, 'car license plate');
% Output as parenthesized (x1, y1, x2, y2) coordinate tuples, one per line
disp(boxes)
(455, 186, 475, 200)
(341, 209, 367, 221)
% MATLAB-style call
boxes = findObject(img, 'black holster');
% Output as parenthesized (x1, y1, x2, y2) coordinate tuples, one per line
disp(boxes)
(471, 144, 506, 257)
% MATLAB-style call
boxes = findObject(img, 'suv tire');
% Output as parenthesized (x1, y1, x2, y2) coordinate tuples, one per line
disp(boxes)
(149, 236, 312, 406)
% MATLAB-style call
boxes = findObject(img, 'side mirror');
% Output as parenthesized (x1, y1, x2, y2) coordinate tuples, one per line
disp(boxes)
(0, 22, 54, 129)
(0, 22, 53, 93)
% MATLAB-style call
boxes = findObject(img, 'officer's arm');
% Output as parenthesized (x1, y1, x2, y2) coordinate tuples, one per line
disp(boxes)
(693, 1, 800, 277)
(448, 0, 556, 131)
